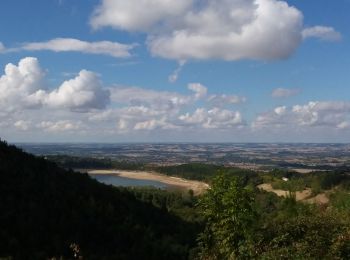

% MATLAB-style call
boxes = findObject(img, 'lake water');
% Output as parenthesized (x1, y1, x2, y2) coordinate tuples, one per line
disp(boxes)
(90, 174, 168, 189)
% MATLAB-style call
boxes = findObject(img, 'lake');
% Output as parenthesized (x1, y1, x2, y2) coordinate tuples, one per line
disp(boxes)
(90, 174, 169, 189)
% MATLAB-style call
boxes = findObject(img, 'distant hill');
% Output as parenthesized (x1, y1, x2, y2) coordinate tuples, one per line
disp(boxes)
(0, 140, 196, 259)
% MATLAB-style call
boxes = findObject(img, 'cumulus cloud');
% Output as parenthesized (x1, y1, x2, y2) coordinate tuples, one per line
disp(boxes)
(90, 0, 192, 31)
(150, 0, 304, 61)
(89, 106, 176, 133)
(91, 106, 245, 133)
(0, 57, 46, 111)
(99, 85, 202, 131)
(46, 70, 110, 111)
(179, 107, 244, 129)
(92, 0, 307, 61)
(6, 38, 135, 58)
(271, 88, 301, 98)
(0, 57, 110, 113)
(274, 106, 287, 115)
(2, 57, 348, 140)
(253, 101, 350, 130)
(0, 58, 247, 136)
(302, 26, 342, 42)
(91, 82, 246, 132)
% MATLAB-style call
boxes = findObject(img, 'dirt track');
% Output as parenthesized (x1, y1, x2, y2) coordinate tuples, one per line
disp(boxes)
(257, 183, 329, 204)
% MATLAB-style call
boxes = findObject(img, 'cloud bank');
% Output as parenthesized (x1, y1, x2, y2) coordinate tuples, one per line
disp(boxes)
(1, 57, 348, 141)
(253, 101, 350, 130)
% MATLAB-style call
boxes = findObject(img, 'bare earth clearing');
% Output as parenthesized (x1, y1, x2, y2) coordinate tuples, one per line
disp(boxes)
(258, 183, 329, 205)
(88, 169, 209, 195)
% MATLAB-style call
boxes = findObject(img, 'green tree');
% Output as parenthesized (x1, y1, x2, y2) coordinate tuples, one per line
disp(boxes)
(197, 173, 257, 259)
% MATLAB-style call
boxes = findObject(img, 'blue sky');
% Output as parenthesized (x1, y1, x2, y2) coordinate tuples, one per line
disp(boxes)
(0, 0, 349, 142)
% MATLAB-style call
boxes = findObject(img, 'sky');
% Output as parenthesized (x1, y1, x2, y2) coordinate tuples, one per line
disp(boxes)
(0, 0, 349, 143)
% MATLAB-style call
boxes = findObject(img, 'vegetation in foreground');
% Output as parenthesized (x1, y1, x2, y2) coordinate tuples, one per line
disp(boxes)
(1, 140, 350, 259)
(197, 174, 350, 259)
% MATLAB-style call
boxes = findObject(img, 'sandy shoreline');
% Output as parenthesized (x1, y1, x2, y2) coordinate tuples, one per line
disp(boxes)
(87, 169, 209, 195)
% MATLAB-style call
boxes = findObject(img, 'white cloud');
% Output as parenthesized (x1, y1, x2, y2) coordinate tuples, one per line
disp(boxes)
(4, 57, 349, 141)
(110, 86, 192, 112)
(89, 106, 176, 133)
(0, 57, 110, 113)
(6, 38, 135, 58)
(37, 120, 83, 132)
(0, 56, 247, 136)
(274, 106, 287, 115)
(179, 107, 244, 129)
(150, 0, 304, 61)
(0, 57, 46, 111)
(90, 82, 248, 133)
(188, 83, 208, 100)
(134, 118, 170, 130)
(337, 122, 350, 130)
(116, 119, 130, 132)
(46, 70, 110, 111)
(92, 0, 306, 61)
(168, 60, 186, 83)
(253, 101, 350, 130)
(109, 83, 209, 115)
(271, 88, 301, 98)
(302, 26, 342, 42)
(14, 120, 31, 131)
(91, 0, 192, 32)
(90, 86, 245, 132)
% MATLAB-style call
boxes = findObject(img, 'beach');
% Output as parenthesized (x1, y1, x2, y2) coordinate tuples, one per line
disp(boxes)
(87, 169, 210, 195)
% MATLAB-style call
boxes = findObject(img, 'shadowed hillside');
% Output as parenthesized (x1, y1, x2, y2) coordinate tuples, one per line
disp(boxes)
(0, 140, 197, 259)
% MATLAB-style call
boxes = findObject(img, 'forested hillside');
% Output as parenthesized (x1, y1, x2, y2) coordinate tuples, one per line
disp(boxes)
(0, 140, 198, 259)
(1, 140, 350, 259)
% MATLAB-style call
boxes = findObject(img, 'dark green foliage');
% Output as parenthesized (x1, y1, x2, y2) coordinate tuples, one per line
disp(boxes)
(46, 155, 113, 169)
(196, 172, 350, 259)
(155, 163, 263, 186)
(330, 191, 350, 212)
(47, 155, 145, 171)
(129, 187, 204, 224)
(319, 172, 348, 190)
(225, 168, 263, 186)
(197, 174, 257, 259)
(0, 140, 197, 259)
(259, 213, 350, 259)
(155, 163, 223, 182)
